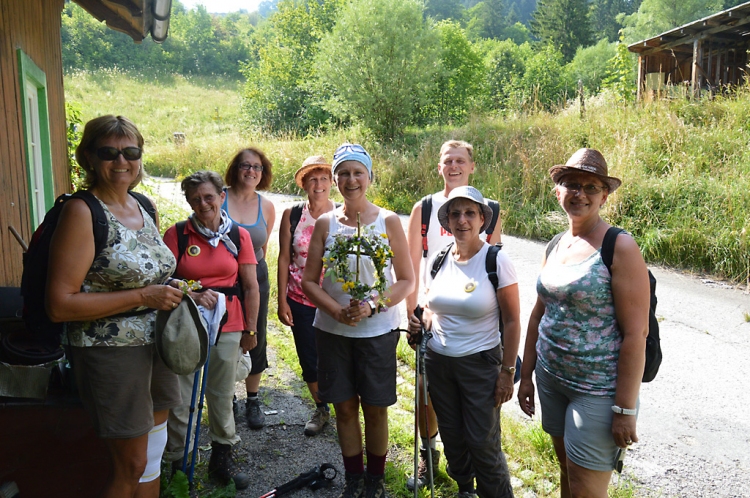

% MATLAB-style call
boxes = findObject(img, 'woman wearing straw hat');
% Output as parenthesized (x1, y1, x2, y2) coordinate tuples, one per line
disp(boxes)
(517, 148, 650, 498)
(302, 143, 415, 498)
(277, 155, 337, 437)
(407, 185, 520, 498)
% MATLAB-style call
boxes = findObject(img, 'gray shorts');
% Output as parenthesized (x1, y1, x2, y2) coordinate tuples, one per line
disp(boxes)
(315, 329, 399, 407)
(535, 364, 638, 471)
(68, 344, 181, 439)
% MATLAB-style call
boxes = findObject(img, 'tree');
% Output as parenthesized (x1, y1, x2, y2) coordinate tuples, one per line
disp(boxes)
(621, 0, 723, 42)
(425, 0, 465, 20)
(509, 43, 571, 110)
(480, 38, 534, 110)
(566, 38, 617, 94)
(589, 0, 641, 42)
(466, 0, 508, 40)
(531, 0, 592, 61)
(314, 0, 440, 139)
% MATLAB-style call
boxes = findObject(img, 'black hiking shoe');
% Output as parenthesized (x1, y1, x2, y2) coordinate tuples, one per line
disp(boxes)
(338, 472, 365, 498)
(207, 442, 250, 490)
(364, 473, 388, 498)
(246, 397, 265, 430)
(406, 447, 440, 490)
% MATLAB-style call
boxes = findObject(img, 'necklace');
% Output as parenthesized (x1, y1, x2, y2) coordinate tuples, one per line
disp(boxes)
(565, 219, 601, 249)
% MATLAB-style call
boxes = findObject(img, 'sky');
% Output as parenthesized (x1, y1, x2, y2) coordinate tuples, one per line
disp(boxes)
(180, 0, 262, 13)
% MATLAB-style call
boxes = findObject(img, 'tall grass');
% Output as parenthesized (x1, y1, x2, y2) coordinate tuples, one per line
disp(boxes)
(65, 70, 750, 282)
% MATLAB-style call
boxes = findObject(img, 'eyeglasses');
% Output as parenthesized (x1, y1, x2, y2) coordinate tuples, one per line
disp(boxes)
(559, 182, 606, 195)
(238, 162, 263, 172)
(333, 144, 370, 160)
(94, 146, 142, 161)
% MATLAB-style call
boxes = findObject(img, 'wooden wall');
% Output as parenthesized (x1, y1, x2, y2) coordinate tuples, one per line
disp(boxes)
(0, 0, 68, 287)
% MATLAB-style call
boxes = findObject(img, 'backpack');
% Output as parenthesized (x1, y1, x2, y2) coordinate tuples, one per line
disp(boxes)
(174, 220, 243, 300)
(21, 190, 156, 350)
(288, 201, 341, 256)
(545, 227, 662, 383)
(430, 242, 522, 383)
(420, 194, 500, 257)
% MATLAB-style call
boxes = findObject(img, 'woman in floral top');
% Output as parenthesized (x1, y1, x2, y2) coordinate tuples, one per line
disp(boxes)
(47, 115, 184, 497)
(277, 156, 337, 437)
(517, 148, 650, 498)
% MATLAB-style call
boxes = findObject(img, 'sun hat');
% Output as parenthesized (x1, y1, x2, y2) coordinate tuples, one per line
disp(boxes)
(294, 155, 332, 189)
(437, 186, 494, 234)
(331, 143, 372, 179)
(548, 148, 621, 192)
(155, 295, 208, 375)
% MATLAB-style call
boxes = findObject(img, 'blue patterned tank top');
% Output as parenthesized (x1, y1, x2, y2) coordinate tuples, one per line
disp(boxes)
(536, 248, 621, 395)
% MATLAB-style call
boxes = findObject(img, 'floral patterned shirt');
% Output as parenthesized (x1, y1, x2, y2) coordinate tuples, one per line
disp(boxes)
(536, 248, 621, 395)
(64, 197, 176, 347)
(287, 203, 319, 307)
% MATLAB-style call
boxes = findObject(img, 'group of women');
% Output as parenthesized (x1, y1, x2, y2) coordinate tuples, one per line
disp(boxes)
(47, 113, 650, 498)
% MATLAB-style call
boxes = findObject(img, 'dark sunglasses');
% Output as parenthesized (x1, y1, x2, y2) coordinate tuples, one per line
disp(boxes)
(94, 146, 142, 161)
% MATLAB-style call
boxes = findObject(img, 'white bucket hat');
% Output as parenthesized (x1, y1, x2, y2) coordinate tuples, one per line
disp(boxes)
(155, 295, 208, 375)
(437, 186, 494, 234)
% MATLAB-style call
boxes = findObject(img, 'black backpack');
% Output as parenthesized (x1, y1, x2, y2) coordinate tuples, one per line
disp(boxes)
(420, 194, 500, 257)
(546, 227, 662, 383)
(430, 242, 522, 383)
(21, 190, 156, 350)
(288, 201, 341, 256)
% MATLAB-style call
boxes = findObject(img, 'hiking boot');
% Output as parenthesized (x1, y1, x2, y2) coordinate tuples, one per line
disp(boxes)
(364, 473, 387, 498)
(406, 447, 440, 490)
(338, 472, 365, 498)
(304, 406, 330, 436)
(457, 492, 477, 498)
(246, 397, 265, 430)
(233, 395, 240, 418)
(207, 442, 250, 490)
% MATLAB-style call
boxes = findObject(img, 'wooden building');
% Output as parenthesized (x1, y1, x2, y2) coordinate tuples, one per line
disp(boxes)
(0, 0, 171, 287)
(628, 1, 750, 100)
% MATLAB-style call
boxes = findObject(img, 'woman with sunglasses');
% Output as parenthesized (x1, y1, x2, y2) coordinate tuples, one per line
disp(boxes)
(517, 149, 650, 498)
(46, 115, 184, 497)
(221, 148, 276, 430)
(302, 143, 415, 498)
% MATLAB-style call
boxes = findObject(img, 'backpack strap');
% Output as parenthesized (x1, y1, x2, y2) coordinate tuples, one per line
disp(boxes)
(128, 191, 157, 225)
(175, 221, 189, 269)
(70, 191, 109, 259)
(600, 227, 625, 273)
(429, 242, 453, 280)
(420, 195, 432, 258)
(545, 232, 565, 260)
(289, 202, 305, 256)
(485, 244, 501, 290)
(484, 200, 500, 243)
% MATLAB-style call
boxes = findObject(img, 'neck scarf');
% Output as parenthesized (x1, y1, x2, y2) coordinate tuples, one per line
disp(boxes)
(189, 210, 238, 257)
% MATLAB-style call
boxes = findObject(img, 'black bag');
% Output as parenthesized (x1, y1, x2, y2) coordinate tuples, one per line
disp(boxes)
(545, 227, 662, 382)
(430, 242, 522, 383)
(21, 190, 156, 350)
(419, 194, 500, 257)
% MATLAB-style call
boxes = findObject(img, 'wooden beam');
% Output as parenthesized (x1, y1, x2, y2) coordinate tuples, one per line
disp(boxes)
(637, 55, 644, 101)
(692, 38, 701, 99)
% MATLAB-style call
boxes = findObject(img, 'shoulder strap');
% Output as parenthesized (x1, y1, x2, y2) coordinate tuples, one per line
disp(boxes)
(545, 232, 565, 260)
(229, 223, 242, 254)
(128, 191, 157, 224)
(289, 202, 305, 255)
(71, 190, 109, 259)
(485, 244, 501, 289)
(600, 227, 625, 274)
(420, 194, 432, 258)
(484, 200, 500, 243)
(429, 242, 453, 280)
(175, 221, 188, 268)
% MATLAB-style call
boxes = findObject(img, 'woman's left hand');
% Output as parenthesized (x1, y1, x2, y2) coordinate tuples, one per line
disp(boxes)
(494, 370, 514, 407)
(612, 414, 638, 448)
(190, 289, 220, 310)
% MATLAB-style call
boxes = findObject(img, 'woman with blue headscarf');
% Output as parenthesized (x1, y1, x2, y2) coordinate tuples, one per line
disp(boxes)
(302, 144, 415, 498)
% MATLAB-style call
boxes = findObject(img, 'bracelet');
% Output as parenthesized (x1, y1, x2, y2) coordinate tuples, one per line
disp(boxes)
(611, 405, 637, 416)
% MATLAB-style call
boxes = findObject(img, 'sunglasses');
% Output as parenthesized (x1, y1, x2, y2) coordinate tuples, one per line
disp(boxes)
(94, 146, 142, 161)
(238, 162, 263, 172)
(333, 144, 370, 160)
(559, 182, 607, 195)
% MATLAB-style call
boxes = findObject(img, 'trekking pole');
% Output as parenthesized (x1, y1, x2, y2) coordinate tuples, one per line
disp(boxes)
(258, 463, 337, 497)
(181, 369, 200, 478)
(419, 329, 435, 498)
(413, 327, 420, 498)
(180, 341, 212, 486)
(188, 350, 211, 485)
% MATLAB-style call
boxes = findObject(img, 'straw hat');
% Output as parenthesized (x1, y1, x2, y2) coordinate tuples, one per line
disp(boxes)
(294, 155, 332, 189)
(155, 295, 208, 375)
(437, 186, 494, 234)
(548, 148, 621, 192)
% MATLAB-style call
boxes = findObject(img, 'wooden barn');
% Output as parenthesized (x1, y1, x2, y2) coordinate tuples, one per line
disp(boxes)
(628, 1, 750, 100)
(0, 1, 171, 495)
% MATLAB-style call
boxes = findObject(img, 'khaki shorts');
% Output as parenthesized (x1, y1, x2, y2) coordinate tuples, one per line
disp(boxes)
(67, 344, 181, 439)
(315, 329, 399, 407)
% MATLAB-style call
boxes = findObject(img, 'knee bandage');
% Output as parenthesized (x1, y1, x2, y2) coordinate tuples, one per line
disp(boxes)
(139, 420, 168, 483)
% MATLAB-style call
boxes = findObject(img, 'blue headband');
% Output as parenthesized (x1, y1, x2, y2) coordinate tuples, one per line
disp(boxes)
(332, 143, 372, 179)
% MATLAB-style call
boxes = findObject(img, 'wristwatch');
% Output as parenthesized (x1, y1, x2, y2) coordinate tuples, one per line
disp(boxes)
(611, 405, 637, 416)
(500, 365, 516, 376)
(365, 299, 377, 318)
(242, 330, 256, 336)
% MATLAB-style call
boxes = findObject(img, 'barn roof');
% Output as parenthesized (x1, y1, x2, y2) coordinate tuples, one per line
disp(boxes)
(73, 0, 172, 43)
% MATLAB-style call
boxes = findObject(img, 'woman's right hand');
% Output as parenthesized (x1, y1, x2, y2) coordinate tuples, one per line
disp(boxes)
(143, 284, 184, 311)
(278, 299, 294, 327)
(517, 379, 536, 418)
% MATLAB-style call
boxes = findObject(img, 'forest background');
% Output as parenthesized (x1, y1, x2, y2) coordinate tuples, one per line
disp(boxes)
(63, 0, 750, 285)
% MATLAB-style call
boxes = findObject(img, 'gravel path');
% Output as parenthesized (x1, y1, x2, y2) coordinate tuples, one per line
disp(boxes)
(149, 180, 750, 497)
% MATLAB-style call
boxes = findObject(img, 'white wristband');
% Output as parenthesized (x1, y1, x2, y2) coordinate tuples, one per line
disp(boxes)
(611, 405, 637, 416)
